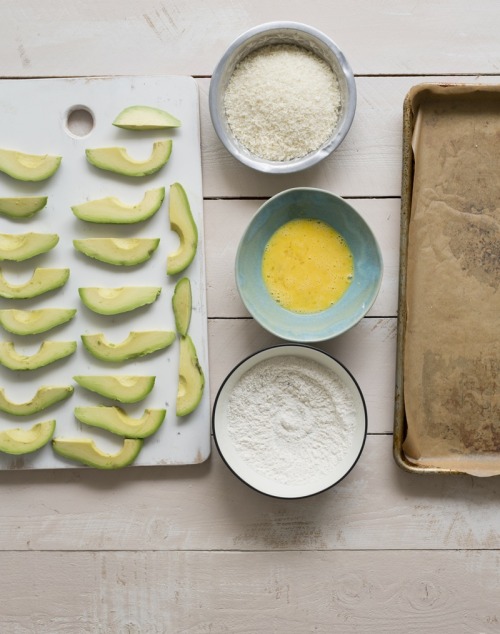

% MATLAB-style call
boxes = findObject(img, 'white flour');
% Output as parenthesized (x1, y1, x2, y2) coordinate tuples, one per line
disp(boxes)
(226, 355, 357, 486)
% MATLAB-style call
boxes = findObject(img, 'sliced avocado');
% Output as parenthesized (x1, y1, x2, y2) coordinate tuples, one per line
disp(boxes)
(85, 140, 172, 177)
(71, 187, 165, 224)
(113, 105, 181, 130)
(79, 286, 161, 316)
(82, 330, 175, 362)
(0, 233, 59, 261)
(0, 196, 48, 219)
(0, 149, 61, 182)
(0, 385, 73, 416)
(167, 183, 198, 275)
(0, 340, 77, 371)
(73, 237, 160, 266)
(74, 406, 166, 439)
(52, 437, 143, 469)
(0, 420, 56, 455)
(73, 375, 155, 403)
(0, 268, 69, 299)
(0, 308, 76, 335)
(176, 335, 204, 417)
(172, 277, 192, 337)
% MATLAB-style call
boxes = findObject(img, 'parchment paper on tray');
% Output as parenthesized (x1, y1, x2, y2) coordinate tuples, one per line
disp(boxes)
(397, 84, 500, 476)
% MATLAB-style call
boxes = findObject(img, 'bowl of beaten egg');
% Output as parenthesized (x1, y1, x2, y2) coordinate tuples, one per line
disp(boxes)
(235, 188, 383, 342)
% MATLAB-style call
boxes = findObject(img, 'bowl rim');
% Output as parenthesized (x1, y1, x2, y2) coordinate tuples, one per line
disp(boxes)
(235, 187, 384, 342)
(209, 21, 357, 174)
(211, 343, 368, 499)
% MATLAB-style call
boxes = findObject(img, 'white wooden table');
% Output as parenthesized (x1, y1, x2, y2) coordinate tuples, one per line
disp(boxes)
(0, 2, 499, 632)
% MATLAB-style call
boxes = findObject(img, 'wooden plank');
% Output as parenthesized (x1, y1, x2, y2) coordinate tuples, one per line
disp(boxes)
(0, 435, 499, 552)
(0, 1, 498, 76)
(199, 75, 500, 198)
(1, 550, 500, 633)
(204, 198, 400, 318)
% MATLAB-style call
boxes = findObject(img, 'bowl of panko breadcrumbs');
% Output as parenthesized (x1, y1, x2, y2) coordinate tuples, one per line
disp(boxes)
(209, 22, 356, 174)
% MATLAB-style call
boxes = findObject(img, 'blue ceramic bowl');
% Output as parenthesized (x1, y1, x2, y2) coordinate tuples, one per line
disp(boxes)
(236, 188, 383, 342)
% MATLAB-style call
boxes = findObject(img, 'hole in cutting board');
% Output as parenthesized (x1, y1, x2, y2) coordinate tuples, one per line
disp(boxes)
(65, 106, 95, 138)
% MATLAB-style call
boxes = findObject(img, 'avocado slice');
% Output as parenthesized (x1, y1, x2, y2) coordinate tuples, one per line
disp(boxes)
(0, 385, 73, 416)
(52, 437, 143, 469)
(112, 105, 181, 130)
(74, 406, 166, 438)
(176, 335, 205, 416)
(82, 330, 175, 362)
(85, 140, 172, 177)
(0, 340, 77, 371)
(0, 308, 76, 335)
(167, 183, 198, 275)
(73, 237, 160, 266)
(172, 277, 192, 337)
(0, 420, 56, 455)
(79, 286, 161, 316)
(0, 196, 48, 219)
(73, 375, 155, 403)
(0, 233, 59, 261)
(0, 149, 61, 182)
(72, 187, 165, 224)
(0, 268, 69, 299)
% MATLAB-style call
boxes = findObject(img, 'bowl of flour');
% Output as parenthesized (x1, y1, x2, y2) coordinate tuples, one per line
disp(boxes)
(209, 22, 356, 174)
(212, 345, 367, 498)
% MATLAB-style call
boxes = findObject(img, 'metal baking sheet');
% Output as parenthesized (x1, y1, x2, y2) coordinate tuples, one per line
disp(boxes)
(0, 76, 210, 469)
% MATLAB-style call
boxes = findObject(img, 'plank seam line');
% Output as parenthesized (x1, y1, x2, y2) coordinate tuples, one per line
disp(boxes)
(3, 548, 500, 553)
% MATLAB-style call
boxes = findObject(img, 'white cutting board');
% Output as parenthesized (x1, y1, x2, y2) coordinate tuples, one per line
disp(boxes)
(0, 76, 210, 468)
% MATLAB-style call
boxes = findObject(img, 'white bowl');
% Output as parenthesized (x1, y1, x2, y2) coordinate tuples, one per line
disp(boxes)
(212, 345, 367, 499)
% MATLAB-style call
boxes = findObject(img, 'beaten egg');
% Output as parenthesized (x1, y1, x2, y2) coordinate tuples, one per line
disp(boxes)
(262, 218, 353, 313)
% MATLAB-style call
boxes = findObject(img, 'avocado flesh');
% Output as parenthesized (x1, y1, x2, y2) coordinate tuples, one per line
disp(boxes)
(0, 420, 56, 455)
(79, 286, 161, 315)
(0, 196, 48, 218)
(172, 277, 192, 337)
(0, 149, 61, 182)
(113, 105, 181, 130)
(52, 437, 143, 469)
(177, 335, 205, 416)
(75, 406, 166, 438)
(0, 233, 59, 261)
(71, 187, 165, 224)
(82, 331, 175, 362)
(0, 386, 73, 415)
(73, 375, 156, 403)
(0, 308, 76, 335)
(85, 140, 172, 177)
(0, 340, 77, 371)
(0, 268, 69, 299)
(73, 237, 160, 266)
(167, 183, 198, 275)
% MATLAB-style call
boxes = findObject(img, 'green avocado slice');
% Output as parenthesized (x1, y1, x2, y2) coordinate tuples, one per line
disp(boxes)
(176, 335, 205, 417)
(73, 375, 156, 403)
(79, 286, 161, 315)
(0, 385, 73, 416)
(73, 237, 160, 265)
(74, 406, 166, 438)
(0, 233, 59, 261)
(71, 187, 165, 224)
(0, 149, 61, 182)
(0, 196, 48, 218)
(0, 340, 77, 371)
(0, 268, 69, 299)
(52, 437, 143, 469)
(85, 140, 172, 177)
(0, 420, 56, 455)
(167, 183, 198, 275)
(0, 308, 76, 335)
(82, 331, 175, 362)
(112, 105, 181, 130)
(172, 277, 192, 337)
